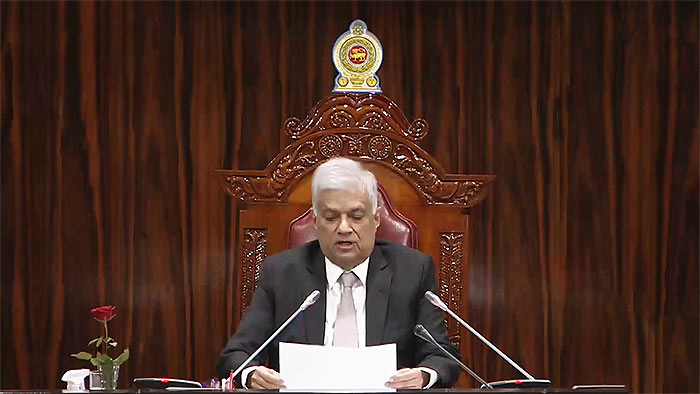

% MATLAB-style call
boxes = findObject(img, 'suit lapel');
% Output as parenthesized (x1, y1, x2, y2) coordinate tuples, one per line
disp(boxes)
(365, 245, 392, 346)
(302, 244, 326, 345)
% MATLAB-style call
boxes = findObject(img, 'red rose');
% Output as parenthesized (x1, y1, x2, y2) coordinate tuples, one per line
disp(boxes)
(91, 306, 117, 323)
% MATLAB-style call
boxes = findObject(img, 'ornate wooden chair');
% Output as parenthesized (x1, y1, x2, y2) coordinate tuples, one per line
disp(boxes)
(216, 93, 494, 383)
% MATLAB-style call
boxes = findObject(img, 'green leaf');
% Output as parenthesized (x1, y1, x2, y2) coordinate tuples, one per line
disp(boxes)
(88, 338, 100, 347)
(113, 349, 130, 366)
(71, 352, 93, 360)
(95, 352, 113, 365)
(90, 358, 99, 367)
(95, 338, 103, 348)
(106, 338, 117, 348)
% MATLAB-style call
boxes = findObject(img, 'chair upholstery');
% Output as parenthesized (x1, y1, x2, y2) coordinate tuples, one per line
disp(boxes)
(287, 183, 418, 249)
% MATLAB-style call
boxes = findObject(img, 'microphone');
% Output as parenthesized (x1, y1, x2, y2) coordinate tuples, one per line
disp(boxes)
(414, 325, 492, 389)
(230, 290, 321, 381)
(300, 289, 321, 311)
(425, 291, 552, 388)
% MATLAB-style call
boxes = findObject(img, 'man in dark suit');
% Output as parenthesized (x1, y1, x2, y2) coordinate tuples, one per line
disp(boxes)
(216, 157, 460, 389)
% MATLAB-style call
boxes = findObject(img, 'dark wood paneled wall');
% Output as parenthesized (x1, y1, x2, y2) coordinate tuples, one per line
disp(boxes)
(2, 1, 697, 392)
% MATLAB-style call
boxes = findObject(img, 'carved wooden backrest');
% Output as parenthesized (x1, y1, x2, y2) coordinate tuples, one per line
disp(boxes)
(217, 93, 494, 366)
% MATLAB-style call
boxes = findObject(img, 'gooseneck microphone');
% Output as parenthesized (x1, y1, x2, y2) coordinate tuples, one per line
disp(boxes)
(230, 290, 321, 381)
(425, 291, 552, 388)
(414, 325, 492, 389)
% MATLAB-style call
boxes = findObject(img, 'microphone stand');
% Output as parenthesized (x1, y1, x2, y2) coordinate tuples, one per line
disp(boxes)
(230, 290, 321, 381)
(414, 325, 492, 389)
(425, 291, 552, 388)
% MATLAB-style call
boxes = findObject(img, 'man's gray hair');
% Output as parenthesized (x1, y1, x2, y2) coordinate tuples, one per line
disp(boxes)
(311, 157, 378, 216)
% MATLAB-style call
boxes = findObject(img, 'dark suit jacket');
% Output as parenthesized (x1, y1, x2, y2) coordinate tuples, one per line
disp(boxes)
(216, 238, 461, 387)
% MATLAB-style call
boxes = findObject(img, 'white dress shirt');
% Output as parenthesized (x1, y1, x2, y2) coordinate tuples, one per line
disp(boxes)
(242, 256, 437, 388)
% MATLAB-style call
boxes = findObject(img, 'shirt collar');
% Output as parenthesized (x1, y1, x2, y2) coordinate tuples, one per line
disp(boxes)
(325, 256, 370, 288)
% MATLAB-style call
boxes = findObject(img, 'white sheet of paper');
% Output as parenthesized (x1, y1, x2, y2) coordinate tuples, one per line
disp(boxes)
(279, 342, 397, 391)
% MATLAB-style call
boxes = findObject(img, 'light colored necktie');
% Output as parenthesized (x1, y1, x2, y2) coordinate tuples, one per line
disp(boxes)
(333, 272, 360, 347)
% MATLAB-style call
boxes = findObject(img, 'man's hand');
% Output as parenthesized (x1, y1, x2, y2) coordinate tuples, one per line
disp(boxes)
(248, 366, 286, 389)
(385, 368, 429, 389)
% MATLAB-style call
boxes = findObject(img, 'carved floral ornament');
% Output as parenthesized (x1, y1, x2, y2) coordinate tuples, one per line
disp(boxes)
(241, 229, 267, 314)
(439, 232, 464, 349)
(283, 93, 428, 141)
(218, 129, 493, 208)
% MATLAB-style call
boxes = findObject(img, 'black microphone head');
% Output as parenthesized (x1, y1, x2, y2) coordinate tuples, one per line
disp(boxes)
(413, 324, 436, 344)
(413, 324, 426, 336)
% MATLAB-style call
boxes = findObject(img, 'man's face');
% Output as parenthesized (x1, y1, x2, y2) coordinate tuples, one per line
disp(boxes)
(313, 188, 380, 270)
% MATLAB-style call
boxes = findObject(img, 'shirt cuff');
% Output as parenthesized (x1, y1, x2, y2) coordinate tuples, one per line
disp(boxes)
(240, 366, 262, 389)
(417, 367, 438, 389)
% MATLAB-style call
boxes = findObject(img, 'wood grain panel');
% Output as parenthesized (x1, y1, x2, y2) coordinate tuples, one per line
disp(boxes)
(1, 1, 697, 392)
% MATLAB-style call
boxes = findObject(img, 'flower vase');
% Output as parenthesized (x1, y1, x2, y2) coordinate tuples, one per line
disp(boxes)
(98, 365, 120, 390)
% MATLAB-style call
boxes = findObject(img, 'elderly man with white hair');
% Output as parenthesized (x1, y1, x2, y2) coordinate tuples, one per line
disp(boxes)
(217, 157, 461, 389)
